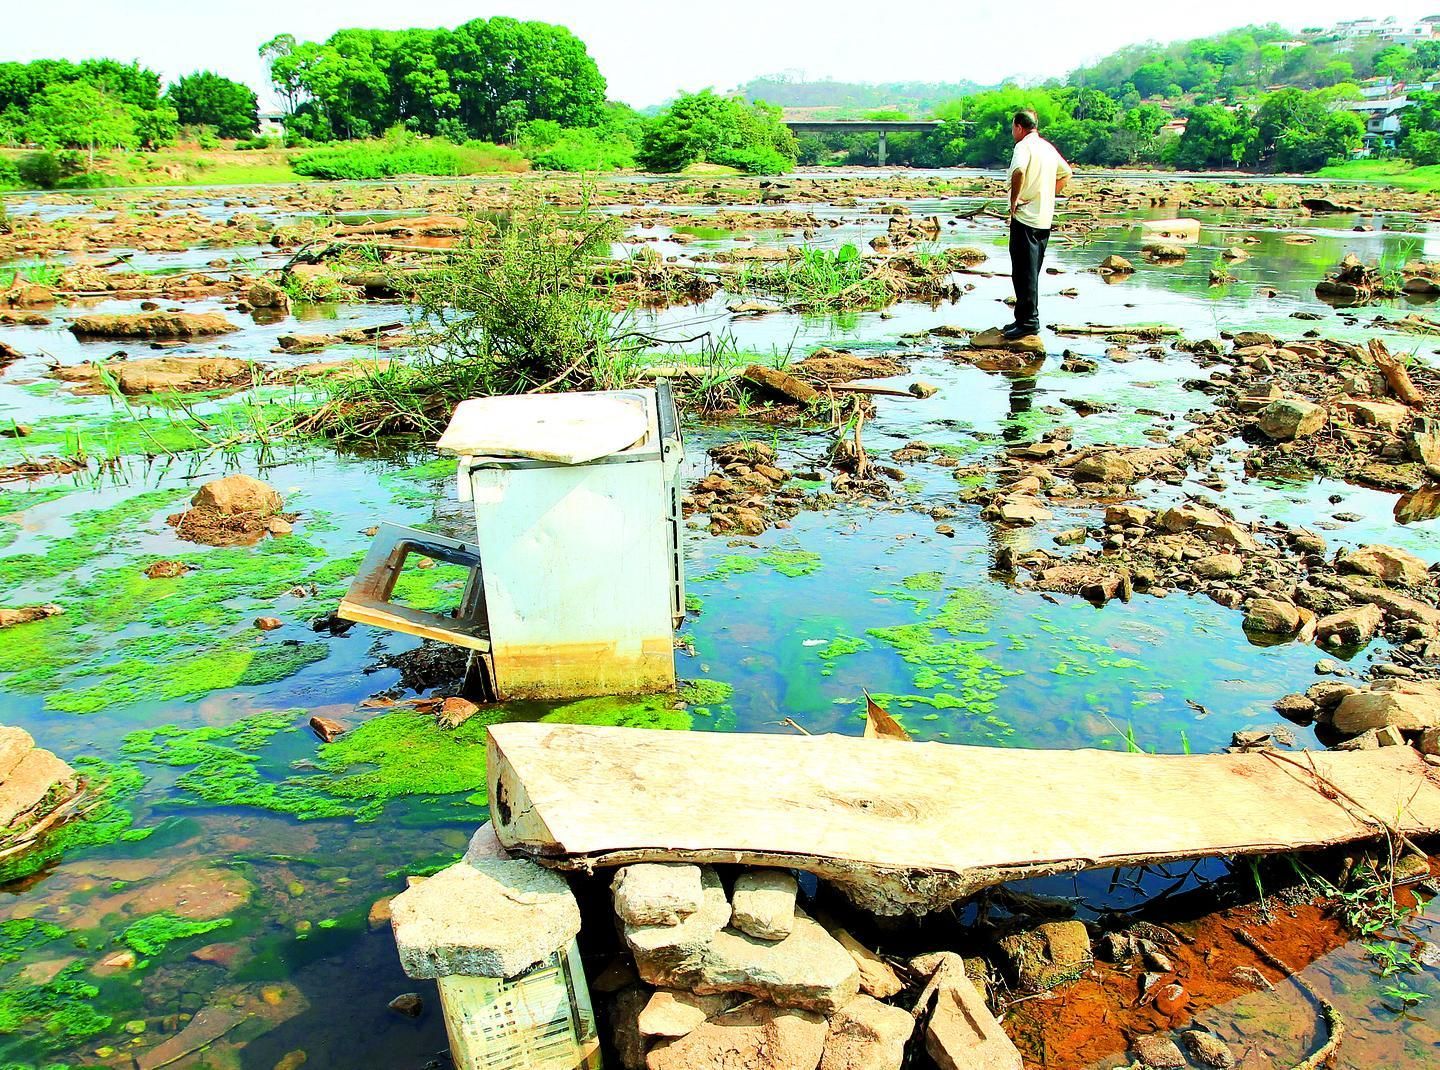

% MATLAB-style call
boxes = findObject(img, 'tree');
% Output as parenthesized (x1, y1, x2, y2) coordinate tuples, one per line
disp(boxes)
(1173, 105, 1256, 170)
(25, 81, 136, 162)
(261, 19, 606, 142)
(1402, 91, 1440, 164)
(168, 72, 259, 139)
(637, 91, 796, 174)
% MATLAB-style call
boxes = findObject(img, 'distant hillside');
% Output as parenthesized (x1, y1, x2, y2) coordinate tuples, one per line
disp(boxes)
(1069, 21, 1440, 100)
(737, 76, 992, 116)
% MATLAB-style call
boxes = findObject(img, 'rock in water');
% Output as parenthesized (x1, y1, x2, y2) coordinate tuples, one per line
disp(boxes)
(1332, 681, 1440, 735)
(1183, 1029, 1236, 1069)
(730, 868, 798, 941)
(389, 857, 580, 978)
(387, 993, 422, 1017)
(1255, 398, 1326, 441)
(0, 604, 63, 629)
(191, 474, 283, 516)
(684, 911, 862, 1014)
(68, 311, 238, 339)
(998, 921, 1091, 991)
(1243, 598, 1301, 637)
(646, 1001, 827, 1070)
(308, 716, 345, 743)
(922, 961, 1022, 1070)
(1132, 1033, 1186, 1069)
(1338, 545, 1432, 587)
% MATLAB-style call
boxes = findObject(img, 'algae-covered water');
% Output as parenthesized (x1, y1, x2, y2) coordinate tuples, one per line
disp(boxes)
(2, 177, 1440, 1069)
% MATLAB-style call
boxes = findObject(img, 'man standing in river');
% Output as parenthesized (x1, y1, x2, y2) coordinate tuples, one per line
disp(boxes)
(1002, 110, 1073, 341)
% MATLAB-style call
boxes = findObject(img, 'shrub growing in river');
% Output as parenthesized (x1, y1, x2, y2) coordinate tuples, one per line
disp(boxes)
(291, 136, 524, 180)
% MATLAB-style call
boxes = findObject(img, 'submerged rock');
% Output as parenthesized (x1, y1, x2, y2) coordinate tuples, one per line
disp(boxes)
(170, 474, 291, 547)
(1132, 1033, 1186, 1069)
(193, 474, 283, 516)
(0, 603, 63, 629)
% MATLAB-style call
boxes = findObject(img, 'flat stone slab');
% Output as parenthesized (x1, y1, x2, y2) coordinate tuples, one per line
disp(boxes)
(684, 911, 861, 1015)
(390, 857, 580, 979)
(637, 989, 736, 1040)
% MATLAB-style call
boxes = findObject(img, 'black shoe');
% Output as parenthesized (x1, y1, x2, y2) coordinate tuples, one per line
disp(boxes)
(1001, 323, 1034, 341)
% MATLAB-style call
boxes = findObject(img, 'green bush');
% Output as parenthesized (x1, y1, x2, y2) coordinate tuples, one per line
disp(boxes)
(527, 127, 635, 172)
(637, 91, 797, 173)
(235, 136, 280, 151)
(0, 158, 19, 189)
(16, 152, 62, 189)
(708, 144, 792, 175)
(292, 139, 523, 180)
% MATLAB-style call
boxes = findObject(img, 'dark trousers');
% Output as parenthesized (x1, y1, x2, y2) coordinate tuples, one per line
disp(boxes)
(1009, 219, 1050, 333)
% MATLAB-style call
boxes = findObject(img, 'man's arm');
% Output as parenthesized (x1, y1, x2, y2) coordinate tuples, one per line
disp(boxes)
(1010, 169, 1023, 215)
(1055, 154, 1074, 196)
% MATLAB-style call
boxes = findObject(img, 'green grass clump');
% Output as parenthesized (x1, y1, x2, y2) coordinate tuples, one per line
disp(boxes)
(292, 139, 524, 180)
(737, 244, 890, 312)
(120, 912, 232, 958)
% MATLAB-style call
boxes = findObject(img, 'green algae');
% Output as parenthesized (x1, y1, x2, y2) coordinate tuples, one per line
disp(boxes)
(699, 545, 822, 581)
(122, 692, 701, 825)
(817, 635, 869, 676)
(678, 678, 733, 708)
(0, 920, 65, 966)
(0, 759, 151, 885)
(0, 963, 111, 1056)
(0, 505, 346, 712)
(865, 586, 1022, 735)
(120, 912, 232, 958)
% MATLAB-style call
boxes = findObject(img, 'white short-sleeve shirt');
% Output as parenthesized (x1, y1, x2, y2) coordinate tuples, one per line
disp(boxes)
(1009, 132, 1073, 231)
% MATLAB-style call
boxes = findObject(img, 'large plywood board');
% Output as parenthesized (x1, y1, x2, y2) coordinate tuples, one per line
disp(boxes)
(487, 723, 1440, 915)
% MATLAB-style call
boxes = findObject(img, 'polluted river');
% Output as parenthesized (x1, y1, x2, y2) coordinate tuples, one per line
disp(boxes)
(1, 169, 1440, 1070)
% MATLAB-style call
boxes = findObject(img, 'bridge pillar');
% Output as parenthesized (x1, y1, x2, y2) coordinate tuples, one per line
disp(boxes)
(878, 130, 887, 168)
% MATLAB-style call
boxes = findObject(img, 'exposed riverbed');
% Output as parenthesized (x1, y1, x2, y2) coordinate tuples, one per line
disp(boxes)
(2, 171, 1439, 1070)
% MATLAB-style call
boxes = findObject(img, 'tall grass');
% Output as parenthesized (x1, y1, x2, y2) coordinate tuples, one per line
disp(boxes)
(737, 244, 891, 312)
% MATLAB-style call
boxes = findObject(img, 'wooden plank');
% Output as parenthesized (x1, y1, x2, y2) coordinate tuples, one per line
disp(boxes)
(487, 723, 1440, 916)
(337, 599, 490, 652)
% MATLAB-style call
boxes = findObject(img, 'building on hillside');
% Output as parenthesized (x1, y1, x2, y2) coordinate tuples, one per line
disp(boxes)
(1347, 96, 1411, 153)
(257, 112, 287, 139)
(1331, 16, 1440, 44)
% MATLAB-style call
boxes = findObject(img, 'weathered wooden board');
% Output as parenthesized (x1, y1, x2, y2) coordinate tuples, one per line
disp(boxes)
(487, 723, 1440, 915)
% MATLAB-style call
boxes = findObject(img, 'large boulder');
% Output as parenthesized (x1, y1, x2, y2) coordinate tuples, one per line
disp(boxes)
(1255, 398, 1327, 442)
(646, 1002, 828, 1070)
(625, 866, 731, 983)
(388, 857, 581, 979)
(1338, 545, 1432, 588)
(687, 912, 862, 1014)
(1332, 681, 1440, 736)
(1243, 598, 1301, 637)
(1072, 452, 1136, 484)
(637, 990, 738, 1041)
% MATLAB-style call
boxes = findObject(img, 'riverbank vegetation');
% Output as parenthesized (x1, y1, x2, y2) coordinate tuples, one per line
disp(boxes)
(2, 18, 1438, 194)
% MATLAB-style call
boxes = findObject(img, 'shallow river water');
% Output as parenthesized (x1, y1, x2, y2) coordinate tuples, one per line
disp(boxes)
(1, 174, 1439, 1069)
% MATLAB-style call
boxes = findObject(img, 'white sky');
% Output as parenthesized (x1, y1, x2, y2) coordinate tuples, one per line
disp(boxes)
(8, 1, 1440, 108)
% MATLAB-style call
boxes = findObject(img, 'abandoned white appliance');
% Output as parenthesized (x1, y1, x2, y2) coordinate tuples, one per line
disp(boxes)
(338, 383, 685, 700)
(434, 939, 601, 1070)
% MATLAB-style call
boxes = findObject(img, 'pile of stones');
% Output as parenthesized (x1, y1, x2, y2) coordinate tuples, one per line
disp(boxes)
(387, 823, 1028, 1070)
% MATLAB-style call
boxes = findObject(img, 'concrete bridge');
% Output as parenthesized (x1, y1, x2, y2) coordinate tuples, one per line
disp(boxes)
(782, 119, 942, 166)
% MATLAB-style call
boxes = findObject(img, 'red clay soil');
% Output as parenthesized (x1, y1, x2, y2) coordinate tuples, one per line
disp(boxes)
(1006, 900, 1352, 1069)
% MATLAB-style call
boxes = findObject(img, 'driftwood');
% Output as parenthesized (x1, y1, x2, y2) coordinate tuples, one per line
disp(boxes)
(487, 723, 1440, 915)
(1369, 339, 1424, 407)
